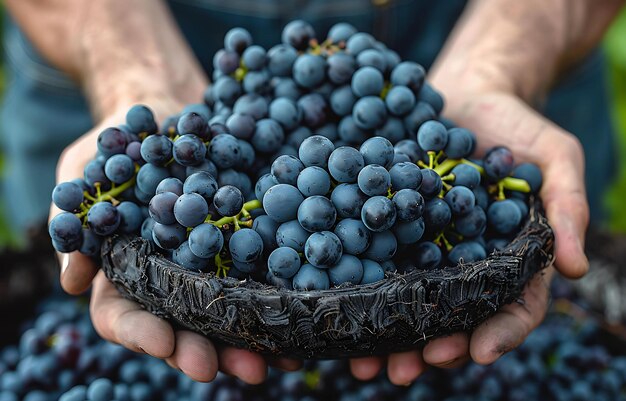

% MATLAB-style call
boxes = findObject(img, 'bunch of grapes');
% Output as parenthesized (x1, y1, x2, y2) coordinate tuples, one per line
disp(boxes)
(49, 20, 543, 291)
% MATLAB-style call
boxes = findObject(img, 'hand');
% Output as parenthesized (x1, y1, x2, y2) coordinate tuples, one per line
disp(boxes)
(350, 91, 589, 384)
(51, 100, 302, 384)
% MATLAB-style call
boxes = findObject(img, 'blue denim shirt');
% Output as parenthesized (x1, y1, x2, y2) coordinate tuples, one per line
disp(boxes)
(0, 0, 615, 237)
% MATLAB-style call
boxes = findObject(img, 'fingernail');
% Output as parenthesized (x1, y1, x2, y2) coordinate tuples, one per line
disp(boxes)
(401, 381, 413, 387)
(61, 253, 70, 274)
(437, 357, 459, 367)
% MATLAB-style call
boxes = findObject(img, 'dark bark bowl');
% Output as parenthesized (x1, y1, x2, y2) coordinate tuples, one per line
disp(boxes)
(101, 197, 554, 359)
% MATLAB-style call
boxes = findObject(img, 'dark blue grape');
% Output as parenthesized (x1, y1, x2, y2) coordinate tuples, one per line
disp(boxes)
(293, 54, 326, 89)
(338, 115, 368, 145)
(385, 86, 416, 116)
(87, 378, 114, 401)
(444, 186, 476, 216)
(375, 117, 406, 144)
(212, 185, 244, 217)
(224, 27, 252, 53)
(304, 231, 343, 268)
(251, 119, 284, 153)
(393, 217, 425, 244)
(419, 169, 443, 199)
(238, 140, 255, 170)
(296, 166, 331, 197)
(188, 223, 223, 258)
(327, 53, 356, 85)
(334, 218, 371, 255)
(271, 155, 305, 186)
(285, 126, 311, 149)
(185, 159, 218, 179)
(234, 94, 268, 120)
(330, 85, 357, 117)
(328, 146, 364, 183)
(268, 247, 301, 278)
(125, 141, 143, 163)
(267, 44, 298, 77)
(269, 98, 301, 130)
(394, 139, 422, 162)
(156, 177, 183, 196)
(356, 49, 386, 72)
(214, 49, 240, 74)
(173, 135, 206, 167)
(104, 154, 135, 184)
(84, 159, 111, 191)
(328, 22, 357, 43)
(511, 197, 529, 220)
(417, 82, 444, 114)
(266, 271, 293, 289)
(391, 151, 412, 165)
(512, 163, 543, 193)
(87, 202, 120, 236)
(392, 189, 424, 221)
(445, 128, 475, 159)
(357, 165, 391, 196)
(389, 162, 422, 191)
(140, 217, 155, 241)
(262, 184, 303, 223)
(242, 45, 267, 70)
(351, 67, 384, 98)
(331, 183, 367, 218)
(297, 196, 337, 232)
(117, 201, 142, 233)
(225, 113, 256, 140)
(298, 135, 334, 168)
(183, 171, 218, 203)
(328, 255, 363, 286)
(173, 193, 208, 227)
(451, 164, 481, 189)
(487, 199, 522, 234)
(49, 212, 82, 252)
(214, 75, 244, 107)
(417, 120, 448, 152)
(79, 228, 102, 256)
(243, 70, 271, 94)
(423, 198, 451, 232)
(361, 196, 396, 232)
(208, 134, 241, 169)
(314, 123, 338, 142)
(483, 146, 515, 180)
(297, 93, 328, 128)
(177, 112, 209, 139)
(346, 32, 375, 55)
(455, 206, 487, 238)
(360, 137, 394, 168)
(182, 103, 212, 122)
(390, 61, 425, 92)
(97, 127, 127, 157)
(254, 173, 279, 202)
(52, 182, 84, 212)
(292, 264, 330, 290)
(473, 186, 489, 210)
(360, 259, 384, 284)
(272, 77, 302, 100)
(229, 228, 263, 262)
(403, 102, 437, 135)
(413, 241, 442, 269)
(448, 241, 487, 264)
(281, 20, 315, 50)
(140, 135, 172, 166)
(362, 230, 397, 262)
(275, 219, 310, 252)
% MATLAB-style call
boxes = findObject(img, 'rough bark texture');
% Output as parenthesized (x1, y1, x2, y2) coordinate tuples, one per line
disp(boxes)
(101, 198, 554, 359)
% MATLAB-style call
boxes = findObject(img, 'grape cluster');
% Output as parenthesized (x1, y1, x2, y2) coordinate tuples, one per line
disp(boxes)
(49, 20, 542, 290)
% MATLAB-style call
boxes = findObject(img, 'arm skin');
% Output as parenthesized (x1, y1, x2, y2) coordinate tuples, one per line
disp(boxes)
(351, 0, 625, 385)
(6, 0, 301, 384)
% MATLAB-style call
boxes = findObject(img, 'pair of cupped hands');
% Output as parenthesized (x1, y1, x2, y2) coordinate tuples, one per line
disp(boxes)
(51, 72, 589, 386)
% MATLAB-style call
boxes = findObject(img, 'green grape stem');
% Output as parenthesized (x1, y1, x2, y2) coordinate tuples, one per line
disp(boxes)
(209, 199, 262, 229)
(75, 177, 137, 219)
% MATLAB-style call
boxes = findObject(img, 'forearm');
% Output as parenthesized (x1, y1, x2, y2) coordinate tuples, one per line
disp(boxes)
(6, 0, 207, 119)
(430, 0, 625, 106)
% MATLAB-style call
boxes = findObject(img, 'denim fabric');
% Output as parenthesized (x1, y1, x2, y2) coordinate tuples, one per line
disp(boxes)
(0, 0, 615, 237)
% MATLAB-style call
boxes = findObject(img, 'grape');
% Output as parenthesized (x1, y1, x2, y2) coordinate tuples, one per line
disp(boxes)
(285, 126, 311, 150)
(417, 82, 444, 114)
(139, 135, 172, 166)
(251, 215, 279, 254)
(362, 230, 397, 262)
(511, 197, 529, 220)
(304, 231, 343, 269)
(360, 259, 385, 284)
(268, 247, 301, 278)
(87, 202, 120, 236)
(267, 44, 298, 77)
(296, 166, 331, 197)
(356, 49, 386, 72)
(353, 96, 388, 130)
(273, 77, 302, 100)
(314, 123, 338, 141)
(181, 172, 216, 203)
(212, 185, 244, 217)
(450, 164, 481, 189)
(512, 163, 543, 193)
(182, 103, 212, 122)
(254, 173, 279, 202)
(327, 53, 356, 85)
(445, 128, 475, 159)
(389, 162, 422, 191)
(49, 212, 83, 252)
(338, 116, 368, 144)
(84, 160, 111, 191)
(357, 165, 391, 196)
(234, 94, 268, 120)
(404, 102, 437, 135)
(177, 112, 209, 139)
(213, 76, 243, 106)
(275, 220, 310, 252)
(392, 189, 424, 221)
(413, 241, 442, 270)
(393, 217, 425, 244)
(79, 228, 102, 256)
(224, 27, 252, 53)
(173, 193, 208, 227)
(374, 117, 405, 144)
(394, 139, 422, 162)
(97, 127, 127, 158)
(473, 186, 489, 210)
(297, 196, 337, 232)
(117, 201, 142, 233)
(188, 224, 224, 259)
(172, 135, 206, 167)
(331, 183, 367, 219)
(262, 184, 303, 223)
(328, 146, 364, 183)
(241, 45, 267, 71)
(360, 137, 394, 168)
(104, 154, 135, 184)
(328, 255, 363, 286)
(328, 22, 357, 43)
(229, 228, 263, 262)
(214, 49, 240, 75)
(417, 120, 448, 152)
(243, 70, 271, 94)
(293, 54, 326, 89)
(52, 182, 84, 212)
(292, 264, 330, 290)
(297, 93, 328, 128)
(455, 206, 487, 238)
(423, 198, 452, 233)
(265, 271, 293, 289)
(186, 159, 218, 179)
(330, 85, 357, 117)
(208, 134, 241, 169)
(269, 98, 301, 130)
(86, 378, 114, 401)
(281, 20, 315, 50)
(271, 155, 305, 186)
(346, 32, 375, 55)
(483, 146, 515, 180)
(155, 178, 183, 196)
(390, 61, 425, 92)
(125, 141, 143, 162)
(361, 196, 396, 232)
(333, 218, 371, 255)
(444, 186, 476, 216)
(251, 119, 284, 153)
(238, 140, 256, 171)
(419, 169, 443, 199)
(351, 67, 384, 98)
(385, 86, 416, 116)
(140, 218, 155, 241)
(448, 241, 487, 264)
(298, 135, 334, 168)
(225, 113, 256, 140)
(488, 200, 522, 234)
